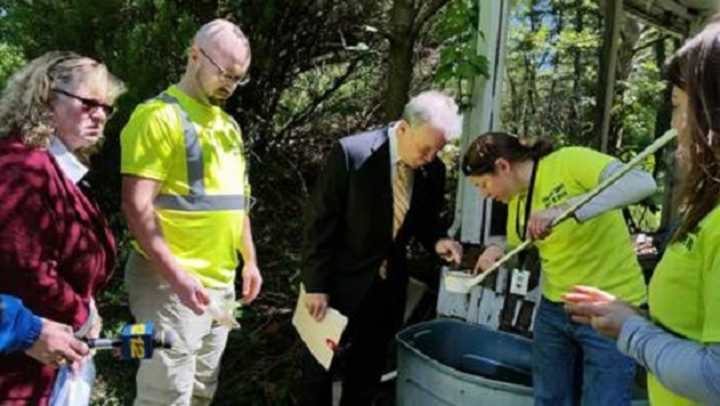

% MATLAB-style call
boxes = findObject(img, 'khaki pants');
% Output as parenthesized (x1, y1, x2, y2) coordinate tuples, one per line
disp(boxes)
(125, 251, 234, 406)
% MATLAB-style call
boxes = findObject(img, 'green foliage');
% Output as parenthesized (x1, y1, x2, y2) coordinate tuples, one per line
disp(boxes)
(502, 0, 676, 150)
(503, 0, 603, 144)
(0, 43, 24, 89)
(615, 58, 666, 153)
(0, 0, 197, 101)
(432, 0, 489, 107)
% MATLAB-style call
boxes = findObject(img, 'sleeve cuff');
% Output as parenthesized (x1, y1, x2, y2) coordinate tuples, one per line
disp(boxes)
(24, 315, 43, 349)
(617, 315, 650, 356)
(302, 273, 328, 293)
(74, 299, 98, 338)
(14, 309, 43, 352)
(566, 195, 589, 222)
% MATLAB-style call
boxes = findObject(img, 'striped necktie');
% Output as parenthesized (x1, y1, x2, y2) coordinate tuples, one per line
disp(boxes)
(393, 161, 412, 238)
(380, 161, 413, 280)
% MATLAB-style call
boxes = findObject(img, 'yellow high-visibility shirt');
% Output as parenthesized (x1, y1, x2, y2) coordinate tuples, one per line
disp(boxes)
(121, 85, 251, 288)
(506, 147, 646, 305)
(646, 205, 720, 405)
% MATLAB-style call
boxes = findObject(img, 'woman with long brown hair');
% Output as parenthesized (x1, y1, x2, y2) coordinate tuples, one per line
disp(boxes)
(461, 130, 656, 405)
(565, 23, 720, 406)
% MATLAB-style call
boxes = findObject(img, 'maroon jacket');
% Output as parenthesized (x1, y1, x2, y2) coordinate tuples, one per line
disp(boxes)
(0, 137, 116, 405)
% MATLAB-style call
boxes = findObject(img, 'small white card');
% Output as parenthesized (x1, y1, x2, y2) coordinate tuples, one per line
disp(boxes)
(510, 269, 530, 296)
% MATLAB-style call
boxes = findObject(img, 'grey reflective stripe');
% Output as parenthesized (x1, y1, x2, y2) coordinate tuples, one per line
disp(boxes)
(155, 194, 247, 211)
(152, 93, 249, 212)
(155, 93, 205, 196)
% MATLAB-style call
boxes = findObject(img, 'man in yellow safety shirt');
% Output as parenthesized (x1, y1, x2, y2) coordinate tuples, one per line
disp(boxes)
(120, 19, 262, 405)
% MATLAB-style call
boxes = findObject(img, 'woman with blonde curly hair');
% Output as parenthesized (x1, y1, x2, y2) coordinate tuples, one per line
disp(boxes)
(0, 51, 124, 405)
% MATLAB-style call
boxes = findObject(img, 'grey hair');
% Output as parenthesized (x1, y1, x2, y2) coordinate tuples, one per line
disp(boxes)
(402, 90, 462, 141)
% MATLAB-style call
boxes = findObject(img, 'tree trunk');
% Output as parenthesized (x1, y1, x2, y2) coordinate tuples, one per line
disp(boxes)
(594, 0, 623, 152)
(524, 4, 540, 136)
(548, 3, 564, 107)
(571, 0, 583, 138)
(384, 0, 416, 121)
(607, 18, 641, 154)
(382, 0, 451, 121)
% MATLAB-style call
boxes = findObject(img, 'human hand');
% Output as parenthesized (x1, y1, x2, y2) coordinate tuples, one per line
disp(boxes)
(304, 293, 329, 322)
(527, 204, 567, 240)
(633, 233, 657, 256)
(207, 299, 242, 329)
(562, 285, 641, 339)
(472, 244, 504, 275)
(25, 318, 89, 367)
(170, 272, 210, 315)
(435, 238, 463, 266)
(242, 262, 263, 304)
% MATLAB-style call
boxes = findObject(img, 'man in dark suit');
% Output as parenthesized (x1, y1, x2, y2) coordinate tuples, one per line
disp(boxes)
(300, 90, 463, 406)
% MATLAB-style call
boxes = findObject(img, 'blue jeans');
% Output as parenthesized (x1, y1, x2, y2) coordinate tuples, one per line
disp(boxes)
(533, 297, 636, 406)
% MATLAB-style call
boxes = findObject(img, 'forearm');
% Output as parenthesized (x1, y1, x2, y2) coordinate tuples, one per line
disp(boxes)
(301, 143, 347, 293)
(572, 161, 657, 222)
(1, 256, 92, 330)
(124, 204, 184, 285)
(0, 294, 42, 354)
(0, 196, 92, 330)
(301, 208, 340, 293)
(239, 214, 257, 265)
(301, 228, 335, 293)
(618, 316, 720, 405)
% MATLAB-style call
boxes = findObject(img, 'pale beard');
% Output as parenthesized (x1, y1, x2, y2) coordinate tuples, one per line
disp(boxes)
(208, 88, 231, 106)
(208, 96, 225, 106)
(211, 87, 233, 105)
(195, 71, 228, 106)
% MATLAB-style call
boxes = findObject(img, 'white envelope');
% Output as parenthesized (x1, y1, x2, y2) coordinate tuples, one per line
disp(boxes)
(292, 284, 348, 370)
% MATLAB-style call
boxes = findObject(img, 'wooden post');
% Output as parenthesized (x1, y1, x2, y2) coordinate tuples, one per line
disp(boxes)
(595, 0, 623, 153)
(451, 0, 511, 244)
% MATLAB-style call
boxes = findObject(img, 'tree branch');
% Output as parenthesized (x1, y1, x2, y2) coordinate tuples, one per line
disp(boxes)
(632, 35, 669, 55)
(412, 0, 451, 38)
(278, 57, 362, 136)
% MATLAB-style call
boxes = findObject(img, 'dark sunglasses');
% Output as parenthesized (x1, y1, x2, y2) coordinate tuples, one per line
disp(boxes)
(51, 88, 115, 117)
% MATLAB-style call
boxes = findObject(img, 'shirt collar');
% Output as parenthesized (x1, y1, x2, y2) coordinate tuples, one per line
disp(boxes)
(389, 121, 402, 166)
(167, 85, 224, 123)
(48, 136, 88, 184)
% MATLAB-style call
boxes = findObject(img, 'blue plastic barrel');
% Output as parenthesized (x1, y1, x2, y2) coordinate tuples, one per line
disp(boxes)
(396, 319, 648, 405)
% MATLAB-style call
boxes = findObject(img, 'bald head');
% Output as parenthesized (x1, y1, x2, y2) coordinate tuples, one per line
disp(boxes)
(181, 19, 252, 104)
(193, 19, 251, 71)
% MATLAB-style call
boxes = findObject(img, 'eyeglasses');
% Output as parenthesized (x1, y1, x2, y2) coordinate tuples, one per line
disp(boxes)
(51, 88, 115, 117)
(199, 48, 250, 87)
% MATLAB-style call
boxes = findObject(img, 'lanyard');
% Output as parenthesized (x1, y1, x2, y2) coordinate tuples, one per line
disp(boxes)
(515, 158, 539, 242)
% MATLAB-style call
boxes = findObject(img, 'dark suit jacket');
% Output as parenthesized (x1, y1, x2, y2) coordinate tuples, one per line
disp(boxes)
(301, 127, 446, 316)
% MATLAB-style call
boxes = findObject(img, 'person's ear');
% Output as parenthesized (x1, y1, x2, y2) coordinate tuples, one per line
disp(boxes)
(495, 158, 511, 174)
(188, 46, 201, 64)
(397, 120, 412, 137)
